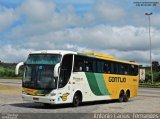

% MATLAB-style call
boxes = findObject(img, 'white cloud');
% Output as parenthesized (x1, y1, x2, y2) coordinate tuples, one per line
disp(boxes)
(95, 49, 150, 65)
(7, 0, 82, 40)
(0, 45, 34, 63)
(5, 24, 160, 64)
(152, 14, 160, 27)
(0, 7, 18, 31)
(0, 0, 160, 65)
(133, 13, 160, 28)
(19, 0, 55, 23)
(34, 25, 157, 51)
(94, 1, 126, 21)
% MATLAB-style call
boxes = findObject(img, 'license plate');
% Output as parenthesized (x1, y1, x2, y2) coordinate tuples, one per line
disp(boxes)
(33, 97, 39, 101)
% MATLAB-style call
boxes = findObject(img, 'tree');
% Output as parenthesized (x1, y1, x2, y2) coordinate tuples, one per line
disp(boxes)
(152, 61, 160, 72)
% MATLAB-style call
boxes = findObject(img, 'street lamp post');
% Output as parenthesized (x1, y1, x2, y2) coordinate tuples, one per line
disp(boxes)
(145, 12, 153, 84)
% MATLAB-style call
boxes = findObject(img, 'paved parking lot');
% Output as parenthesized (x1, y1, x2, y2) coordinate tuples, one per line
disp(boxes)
(0, 79, 160, 114)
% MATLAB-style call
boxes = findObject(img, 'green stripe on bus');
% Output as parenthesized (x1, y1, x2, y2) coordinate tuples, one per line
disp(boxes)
(85, 72, 102, 95)
(94, 74, 110, 95)
(85, 73, 109, 96)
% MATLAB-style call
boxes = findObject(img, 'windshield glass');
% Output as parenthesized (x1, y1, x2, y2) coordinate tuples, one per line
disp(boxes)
(23, 54, 62, 89)
(23, 65, 57, 89)
(26, 54, 61, 65)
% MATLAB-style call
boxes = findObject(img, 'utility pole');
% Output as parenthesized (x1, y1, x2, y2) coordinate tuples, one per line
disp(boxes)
(145, 12, 153, 84)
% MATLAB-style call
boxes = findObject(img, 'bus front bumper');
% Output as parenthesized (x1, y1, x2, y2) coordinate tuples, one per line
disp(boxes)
(22, 94, 56, 104)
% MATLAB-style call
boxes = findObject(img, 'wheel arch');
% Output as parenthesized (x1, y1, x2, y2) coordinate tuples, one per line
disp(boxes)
(120, 89, 125, 95)
(72, 90, 83, 102)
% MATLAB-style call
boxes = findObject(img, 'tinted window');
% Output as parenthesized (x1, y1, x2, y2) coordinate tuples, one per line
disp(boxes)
(73, 56, 85, 72)
(97, 61, 105, 73)
(130, 64, 138, 76)
(84, 58, 93, 72)
(73, 55, 138, 76)
(26, 54, 61, 65)
(59, 54, 73, 88)
(74, 55, 96, 72)
(111, 62, 119, 74)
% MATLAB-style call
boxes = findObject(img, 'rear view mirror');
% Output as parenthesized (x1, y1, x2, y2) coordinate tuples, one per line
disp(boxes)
(54, 63, 60, 78)
(15, 62, 24, 75)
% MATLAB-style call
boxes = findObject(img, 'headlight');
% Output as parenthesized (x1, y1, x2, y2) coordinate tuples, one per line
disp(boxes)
(22, 91, 27, 94)
(50, 93, 56, 96)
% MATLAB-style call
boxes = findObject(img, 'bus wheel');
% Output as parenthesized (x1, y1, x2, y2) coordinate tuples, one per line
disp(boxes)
(124, 90, 130, 102)
(126, 90, 130, 98)
(123, 94, 128, 102)
(72, 92, 82, 107)
(118, 90, 124, 102)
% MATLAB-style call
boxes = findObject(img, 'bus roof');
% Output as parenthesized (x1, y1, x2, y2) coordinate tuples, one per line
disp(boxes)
(29, 50, 77, 55)
(29, 50, 138, 65)
(83, 52, 114, 59)
(82, 52, 138, 65)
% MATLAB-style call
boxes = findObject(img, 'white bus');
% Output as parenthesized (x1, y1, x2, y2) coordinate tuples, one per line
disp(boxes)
(16, 50, 139, 106)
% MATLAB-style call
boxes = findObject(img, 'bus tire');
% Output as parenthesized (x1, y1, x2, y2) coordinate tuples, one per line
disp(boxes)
(126, 90, 130, 98)
(118, 90, 124, 102)
(72, 91, 82, 107)
(123, 94, 128, 102)
(124, 90, 130, 102)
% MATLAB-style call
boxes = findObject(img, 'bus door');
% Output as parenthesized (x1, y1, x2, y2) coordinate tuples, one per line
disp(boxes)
(58, 54, 73, 89)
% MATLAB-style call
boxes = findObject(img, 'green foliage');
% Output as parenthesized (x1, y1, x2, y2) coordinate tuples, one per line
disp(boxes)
(152, 61, 160, 72)
(145, 70, 160, 83)
(153, 71, 160, 82)
(139, 82, 160, 88)
(0, 65, 23, 78)
(145, 71, 151, 82)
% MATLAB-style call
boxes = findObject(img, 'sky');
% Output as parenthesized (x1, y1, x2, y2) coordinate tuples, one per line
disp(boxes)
(0, 0, 160, 65)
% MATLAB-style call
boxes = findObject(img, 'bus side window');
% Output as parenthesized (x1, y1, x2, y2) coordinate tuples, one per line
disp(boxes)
(104, 62, 111, 74)
(84, 58, 93, 72)
(130, 65, 138, 76)
(120, 64, 124, 75)
(74, 55, 85, 72)
(97, 61, 105, 73)
(119, 63, 128, 75)
(134, 66, 138, 75)
(85, 60, 89, 71)
(124, 64, 129, 75)
(79, 63, 83, 71)
(111, 63, 116, 74)
(93, 60, 97, 72)
(103, 63, 107, 73)
(110, 62, 116, 74)
(130, 65, 134, 75)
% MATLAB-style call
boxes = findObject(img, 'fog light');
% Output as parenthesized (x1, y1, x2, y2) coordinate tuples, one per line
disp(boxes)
(50, 99, 55, 102)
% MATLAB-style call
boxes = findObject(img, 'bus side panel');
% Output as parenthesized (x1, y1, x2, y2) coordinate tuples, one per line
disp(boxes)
(71, 72, 111, 102)
(57, 73, 139, 104)
(131, 75, 139, 97)
(103, 74, 139, 99)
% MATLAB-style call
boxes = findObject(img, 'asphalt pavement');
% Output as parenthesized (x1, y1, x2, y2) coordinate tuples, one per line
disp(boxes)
(0, 79, 160, 119)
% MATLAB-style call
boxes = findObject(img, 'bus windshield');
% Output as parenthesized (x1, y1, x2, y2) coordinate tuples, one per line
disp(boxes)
(23, 65, 57, 89)
(26, 54, 61, 65)
(23, 54, 61, 89)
